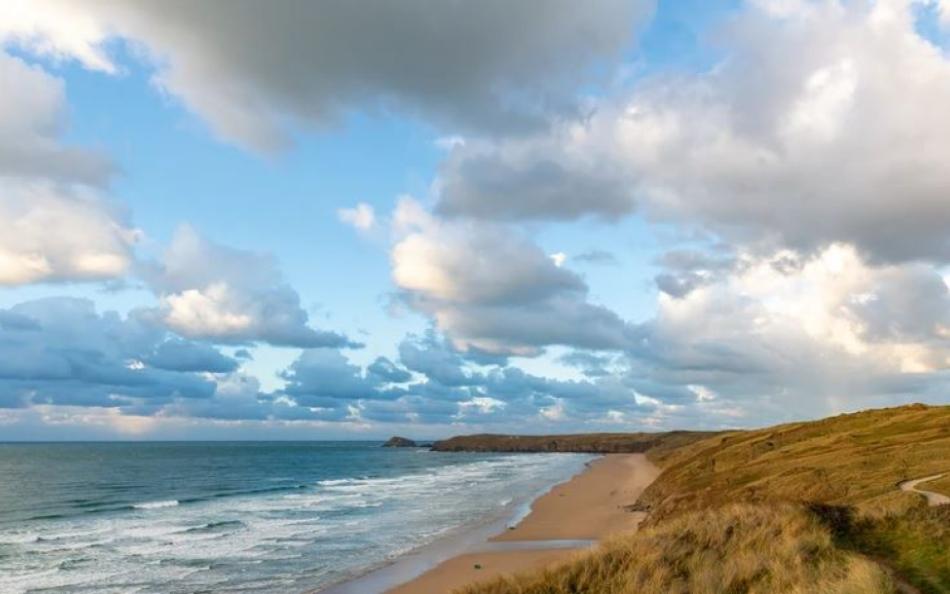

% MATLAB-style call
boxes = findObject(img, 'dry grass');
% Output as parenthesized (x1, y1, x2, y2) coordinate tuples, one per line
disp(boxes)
(640, 404, 950, 518)
(925, 474, 950, 497)
(461, 404, 950, 594)
(637, 404, 950, 593)
(458, 504, 893, 594)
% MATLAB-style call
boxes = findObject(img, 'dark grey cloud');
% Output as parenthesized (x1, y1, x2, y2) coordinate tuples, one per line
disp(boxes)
(436, 144, 635, 221)
(21, 0, 654, 151)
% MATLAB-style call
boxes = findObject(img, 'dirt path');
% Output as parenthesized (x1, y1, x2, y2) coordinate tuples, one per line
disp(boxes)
(898, 474, 950, 506)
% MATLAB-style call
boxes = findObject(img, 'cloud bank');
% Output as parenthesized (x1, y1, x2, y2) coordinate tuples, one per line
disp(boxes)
(1, 0, 654, 151)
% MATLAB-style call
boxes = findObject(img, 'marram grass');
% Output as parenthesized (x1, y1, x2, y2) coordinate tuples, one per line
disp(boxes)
(458, 504, 893, 594)
(461, 404, 950, 594)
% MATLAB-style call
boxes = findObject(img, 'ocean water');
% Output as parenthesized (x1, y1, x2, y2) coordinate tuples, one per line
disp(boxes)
(0, 442, 592, 594)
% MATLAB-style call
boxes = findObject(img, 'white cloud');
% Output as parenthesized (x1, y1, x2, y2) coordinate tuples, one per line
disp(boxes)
(337, 202, 376, 232)
(143, 226, 355, 348)
(0, 181, 138, 286)
(628, 244, 949, 420)
(0, 50, 136, 286)
(1, 0, 655, 151)
(0, 0, 116, 73)
(436, 0, 950, 263)
(390, 198, 636, 355)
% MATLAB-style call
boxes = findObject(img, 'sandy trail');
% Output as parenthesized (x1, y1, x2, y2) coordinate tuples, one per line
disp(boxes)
(384, 453, 659, 594)
(898, 474, 950, 506)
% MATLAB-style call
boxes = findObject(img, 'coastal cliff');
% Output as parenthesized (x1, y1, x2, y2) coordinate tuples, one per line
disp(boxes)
(430, 431, 713, 453)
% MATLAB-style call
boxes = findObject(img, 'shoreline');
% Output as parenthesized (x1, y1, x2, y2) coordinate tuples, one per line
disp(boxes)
(319, 453, 658, 594)
(313, 453, 596, 594)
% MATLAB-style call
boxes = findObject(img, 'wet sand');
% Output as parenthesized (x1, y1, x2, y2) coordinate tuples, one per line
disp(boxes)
(384, 453, 658, 594)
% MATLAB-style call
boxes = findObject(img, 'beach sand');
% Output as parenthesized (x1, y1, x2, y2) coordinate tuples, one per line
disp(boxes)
(385, 549, 580, 594)
(384, 453, 658, 594)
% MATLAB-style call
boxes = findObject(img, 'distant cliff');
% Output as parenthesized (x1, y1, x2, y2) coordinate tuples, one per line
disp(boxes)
(382, 436, 417, 447)
(430, 431, 713, 454)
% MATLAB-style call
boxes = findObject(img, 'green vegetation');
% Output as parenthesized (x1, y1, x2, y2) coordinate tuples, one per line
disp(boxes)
(431, 430, 714, 453)
(461, 404, 950, 594)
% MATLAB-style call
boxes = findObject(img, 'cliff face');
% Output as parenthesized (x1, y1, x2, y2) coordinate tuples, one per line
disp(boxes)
(430, 431, 712, 453)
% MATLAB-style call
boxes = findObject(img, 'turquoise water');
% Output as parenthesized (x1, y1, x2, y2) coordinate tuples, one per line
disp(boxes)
(0, 442, 591, 593)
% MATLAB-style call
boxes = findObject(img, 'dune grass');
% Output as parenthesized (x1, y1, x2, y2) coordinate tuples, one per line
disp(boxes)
(459, 504, 893, 594)
(460, 404, 949, 594)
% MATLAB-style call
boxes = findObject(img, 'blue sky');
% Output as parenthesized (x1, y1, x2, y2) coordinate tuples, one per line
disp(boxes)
(1, 0, 948, 439)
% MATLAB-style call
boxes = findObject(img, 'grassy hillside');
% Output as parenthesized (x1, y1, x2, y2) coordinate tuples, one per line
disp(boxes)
(431, 430, 714, 453)
(640, 404, 950, 517)
(462, 404, 950, 594)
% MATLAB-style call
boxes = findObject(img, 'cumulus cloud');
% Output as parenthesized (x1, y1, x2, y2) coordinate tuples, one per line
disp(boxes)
(436, 0, 950, 263)
(390, 198, 637, 355)
(398, 332, 483, 387)
(0, 297, 223, 409)
(0, 51, 111, 183)
(142, 226, 356, 348)
(654, 249, 737, 298)
(270, 334, 652, 428)
(435, 135, 636, 221)
(281, 348, 397, 406)
(2, 0, 654, 151)
(0, 298, 362, 424)
(144, 339, 239, 373)
(0, 51, 137, 286)
(337, 202, 376, 232)
(625, 244, 950, 422)
(0, 181, 138, 286)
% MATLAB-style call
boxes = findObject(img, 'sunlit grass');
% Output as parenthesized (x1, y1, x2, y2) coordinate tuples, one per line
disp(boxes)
(461, 404, 949, 594)
(459, 504, 893, 594)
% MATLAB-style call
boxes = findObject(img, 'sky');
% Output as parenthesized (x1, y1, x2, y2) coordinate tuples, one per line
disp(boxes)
(0, 0, 948, 440)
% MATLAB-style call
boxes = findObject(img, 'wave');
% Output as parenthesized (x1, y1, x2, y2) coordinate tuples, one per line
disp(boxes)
(133, 500, 179, 510)
(181, 520, 245, 534)
(2, 450, 593, 594)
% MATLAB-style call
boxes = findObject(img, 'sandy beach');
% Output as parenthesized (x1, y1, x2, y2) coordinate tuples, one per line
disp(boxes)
(385, 453, 659, 594)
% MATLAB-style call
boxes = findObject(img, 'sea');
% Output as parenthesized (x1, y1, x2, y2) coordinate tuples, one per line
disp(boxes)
(0, 442, 593, 594)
